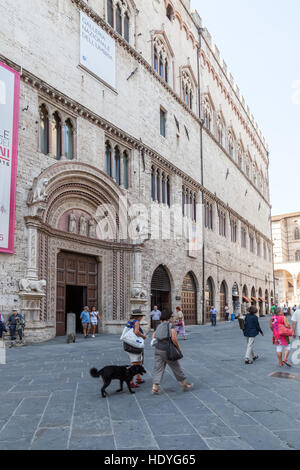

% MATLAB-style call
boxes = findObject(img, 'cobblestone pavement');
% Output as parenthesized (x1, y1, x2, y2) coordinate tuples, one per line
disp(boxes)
(1, 317, 300, 450)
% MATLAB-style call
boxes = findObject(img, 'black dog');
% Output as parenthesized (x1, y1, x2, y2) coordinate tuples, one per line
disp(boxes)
(90, 365, 146, 397)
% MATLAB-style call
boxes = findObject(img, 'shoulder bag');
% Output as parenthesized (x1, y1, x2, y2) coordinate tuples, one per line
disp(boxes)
(278, 324, 293, 337)
(167, 323, 183, 361)
(120, 325, 144, 349)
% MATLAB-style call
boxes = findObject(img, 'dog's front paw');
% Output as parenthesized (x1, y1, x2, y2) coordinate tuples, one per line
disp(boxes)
(129, 390, 135, 394)
(116, 389, 122, 393)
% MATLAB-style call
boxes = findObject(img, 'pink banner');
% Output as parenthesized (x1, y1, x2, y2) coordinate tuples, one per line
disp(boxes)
(0, 62, 20, 254)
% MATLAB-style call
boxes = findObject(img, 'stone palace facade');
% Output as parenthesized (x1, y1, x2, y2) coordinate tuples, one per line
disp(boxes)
(0, 0, 274, 341)
(272, 211, 300, 306)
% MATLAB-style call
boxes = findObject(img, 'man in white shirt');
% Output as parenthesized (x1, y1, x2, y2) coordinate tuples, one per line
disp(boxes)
(150, 306, 161, 331)
(292, 307, 300, 339)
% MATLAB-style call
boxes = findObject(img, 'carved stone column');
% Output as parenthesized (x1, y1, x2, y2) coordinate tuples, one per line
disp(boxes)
(27, 227, 39, 279)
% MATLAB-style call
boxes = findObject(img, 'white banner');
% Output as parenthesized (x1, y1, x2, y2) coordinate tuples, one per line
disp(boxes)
(0, 62, 20, 253)
(80, 11, 116, 89)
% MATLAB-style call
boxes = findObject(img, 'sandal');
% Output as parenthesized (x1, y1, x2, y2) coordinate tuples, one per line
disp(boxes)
(245, 359, 253, 364)
(182, 382, 194, 391)
(130, 382, 140, 388)
(253, 355, 259, 361)
(152, 387, 162, 395)
(283, 360, 292, 368)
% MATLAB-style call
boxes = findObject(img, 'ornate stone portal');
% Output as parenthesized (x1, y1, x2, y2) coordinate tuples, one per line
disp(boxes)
(22, 161, 145, 341)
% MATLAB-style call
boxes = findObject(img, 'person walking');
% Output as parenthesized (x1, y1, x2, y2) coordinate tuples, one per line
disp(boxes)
(174, 306, 187, 340)
(270, 307, 292, 367)
(210, 306, 217, 327)
(80, 306, 91, 338)
(283, 304, 288, 317)
(224, 304, 230, 321)
(0, 313, 7, 338)
(90, 306, 101, 338)
(292, 306, 300, 340)
(152, 310, 193, 395)
(244, 306, 264, 364)
(7, 310, 25, 342)
(150, 306, 162, 331)
(123, 309, 147, 388)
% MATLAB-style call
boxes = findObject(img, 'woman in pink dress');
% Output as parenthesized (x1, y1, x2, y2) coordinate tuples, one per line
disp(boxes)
(270, 307, 292, 367)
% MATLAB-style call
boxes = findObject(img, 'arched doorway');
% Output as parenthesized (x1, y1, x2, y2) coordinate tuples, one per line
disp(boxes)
(258, 287, 264, 316)
(270, 290, 274, 306)
(242, 285, 250, 315)
(265, 289, 269, 314)
(220, 281, 227, 320)
(56, 251, 98, 336)
(251, 287, 257, 306)
(205, 277, 214, 322)
(181, 272, 197, 325)
(151, 265, 171, 315)
(232, 282, 240, 316)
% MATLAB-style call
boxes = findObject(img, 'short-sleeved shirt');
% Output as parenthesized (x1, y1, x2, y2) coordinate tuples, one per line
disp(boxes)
(210, 309, 217, 316)
(80, 311, 90, 324)
(150, 310, 161, 321)
(90, 311, 99, 324)
(155, 322, 173, 351)
(292, 310, 300, 337)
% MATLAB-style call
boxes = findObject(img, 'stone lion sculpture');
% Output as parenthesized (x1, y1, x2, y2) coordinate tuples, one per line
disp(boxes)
(19, 279, 46, 293)
(32, 178, 49, 203)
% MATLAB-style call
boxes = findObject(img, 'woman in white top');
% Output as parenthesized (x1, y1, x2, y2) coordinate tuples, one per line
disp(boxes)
(90, 306, 101, 338)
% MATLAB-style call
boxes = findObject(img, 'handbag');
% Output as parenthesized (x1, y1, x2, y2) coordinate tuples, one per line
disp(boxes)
(278, 324, 293, 337)
(123, 341, 144, 355)
(167, 324, 183, 361)
(120, 326, 144, 349)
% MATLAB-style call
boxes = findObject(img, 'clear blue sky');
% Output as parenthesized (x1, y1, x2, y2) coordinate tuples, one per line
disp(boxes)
(191, 0, 300, 216)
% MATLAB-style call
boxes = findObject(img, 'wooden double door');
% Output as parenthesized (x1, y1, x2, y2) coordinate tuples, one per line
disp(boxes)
(56, 252, 98, 336)
(182, 273, 197, 325)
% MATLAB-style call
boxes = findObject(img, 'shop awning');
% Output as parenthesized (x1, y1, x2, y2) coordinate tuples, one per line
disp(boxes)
(251, 297, 258, 302)
(258, 297, 266, 302)
(242, 296, 251, 303)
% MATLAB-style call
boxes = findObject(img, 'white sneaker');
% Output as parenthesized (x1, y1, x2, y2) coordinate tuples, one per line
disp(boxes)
(92, 335, 95, 338)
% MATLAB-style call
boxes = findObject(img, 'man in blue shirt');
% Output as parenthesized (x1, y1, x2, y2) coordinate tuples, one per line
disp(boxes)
(80, 306, 90, 338)
(210, 306, 218, 327)
(150, 306, 162, 331)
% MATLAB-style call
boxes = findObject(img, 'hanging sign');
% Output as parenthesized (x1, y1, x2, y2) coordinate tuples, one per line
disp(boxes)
(0, 62, 20, 253)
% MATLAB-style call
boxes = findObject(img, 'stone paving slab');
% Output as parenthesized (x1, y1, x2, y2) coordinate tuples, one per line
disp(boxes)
(0, 317, 300, 450)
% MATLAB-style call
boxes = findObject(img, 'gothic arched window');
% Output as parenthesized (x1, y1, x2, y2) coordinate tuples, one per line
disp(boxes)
(124, 13, 129, 42)
(114, 146, 121, 185)
(105, 141, 112, 177)
(295, 227, 300, 240)
(107, 0, 114, 27)
(39, 104, 49, 155)
(52, 112, 61, 160)
(123, 151, 129, 189)
(64, 119, 74, 159)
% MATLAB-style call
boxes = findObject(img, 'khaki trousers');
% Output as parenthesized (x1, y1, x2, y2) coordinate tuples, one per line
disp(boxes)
(245, 337, 255, 360)
(153, 349, 186, 385)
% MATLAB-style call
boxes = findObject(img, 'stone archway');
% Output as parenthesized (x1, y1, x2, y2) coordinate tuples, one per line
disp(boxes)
(251, 286, 257, 306)
(181, 271, 197, 325)
(151, 265, 172, 315)
(205, 277, 215, 322)
(219, 281, 227, 320)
